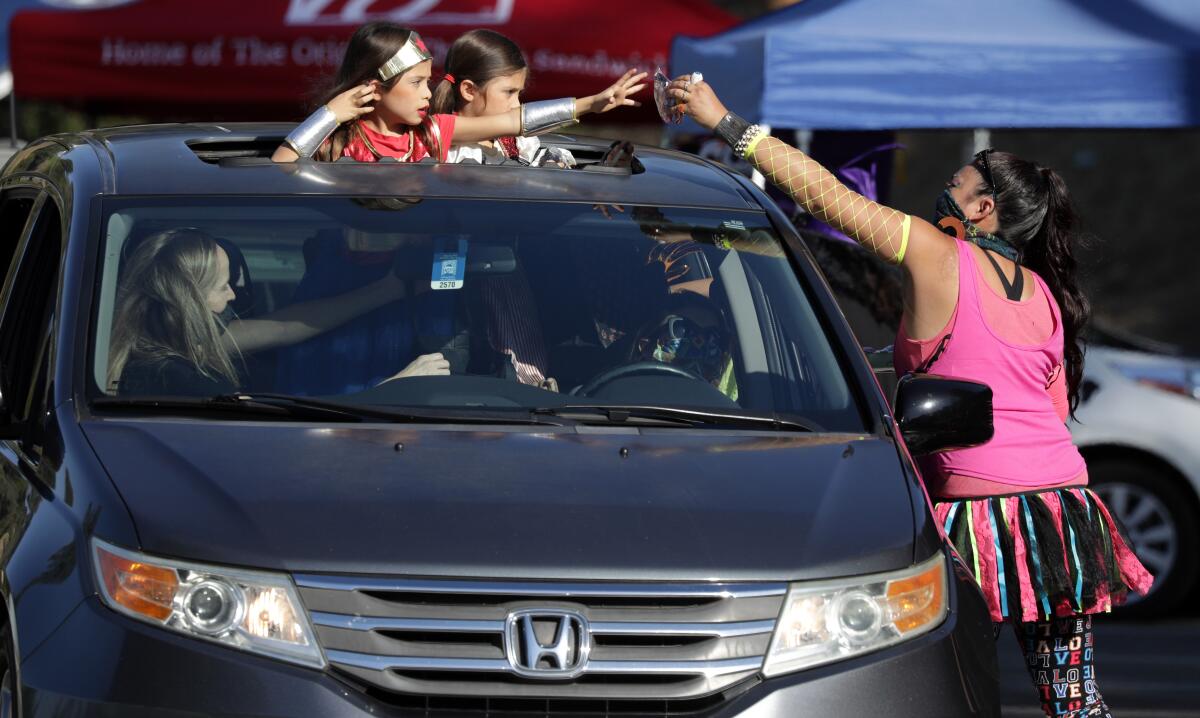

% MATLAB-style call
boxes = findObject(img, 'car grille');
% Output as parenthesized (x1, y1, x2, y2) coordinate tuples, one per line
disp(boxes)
(294, 575, 786, 706)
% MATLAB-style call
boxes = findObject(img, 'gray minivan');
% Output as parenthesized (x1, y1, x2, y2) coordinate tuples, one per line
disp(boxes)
(0, 125, 998, 717)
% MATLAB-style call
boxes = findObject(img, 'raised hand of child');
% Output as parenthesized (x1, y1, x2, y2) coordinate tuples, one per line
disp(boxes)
(587, 69, 648, 115)
(327, 83, 382, 124)
(667, 76, 727, 131)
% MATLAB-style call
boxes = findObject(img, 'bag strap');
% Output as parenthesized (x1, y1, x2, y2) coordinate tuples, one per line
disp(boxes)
(915, 333, 952, 374)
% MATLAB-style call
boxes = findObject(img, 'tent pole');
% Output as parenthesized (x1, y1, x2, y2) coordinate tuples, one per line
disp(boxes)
(971, 128, 991, 156)
(794, 129, 813, 155)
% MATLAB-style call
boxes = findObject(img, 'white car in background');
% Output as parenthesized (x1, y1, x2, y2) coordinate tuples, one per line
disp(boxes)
(1071, 333, 1200, 614)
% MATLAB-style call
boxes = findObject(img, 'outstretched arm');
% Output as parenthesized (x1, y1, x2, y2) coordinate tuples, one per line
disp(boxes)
(752, 137, 915, 262)
(451, 111, 523, 145)
(669, 78, 959, 338)
(668, 79, 951, 270)
(224, 272, 405, 354)
(453, 69, 647, 144)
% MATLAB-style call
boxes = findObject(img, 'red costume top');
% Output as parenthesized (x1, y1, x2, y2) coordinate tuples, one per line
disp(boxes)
(339, 115, 457, 162)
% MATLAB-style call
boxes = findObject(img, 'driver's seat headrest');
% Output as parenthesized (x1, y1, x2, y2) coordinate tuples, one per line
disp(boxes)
(213, 237, 254, 317)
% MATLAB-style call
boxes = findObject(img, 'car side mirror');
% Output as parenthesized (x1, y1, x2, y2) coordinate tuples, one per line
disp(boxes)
(894, 374, 993, 456)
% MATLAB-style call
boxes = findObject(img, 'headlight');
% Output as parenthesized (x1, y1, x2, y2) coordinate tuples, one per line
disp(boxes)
(763, 551, 948, 677)
(91, 538, 324, 669)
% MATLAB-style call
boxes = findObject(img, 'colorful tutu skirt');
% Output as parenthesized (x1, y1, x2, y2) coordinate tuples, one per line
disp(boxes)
(933, 487, 1153, 623)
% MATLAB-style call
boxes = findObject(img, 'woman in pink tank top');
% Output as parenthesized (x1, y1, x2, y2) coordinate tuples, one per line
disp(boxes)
(673, 82, 1150, 718)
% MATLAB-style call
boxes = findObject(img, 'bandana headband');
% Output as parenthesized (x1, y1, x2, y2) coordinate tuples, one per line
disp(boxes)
(378, 32, 433, 81)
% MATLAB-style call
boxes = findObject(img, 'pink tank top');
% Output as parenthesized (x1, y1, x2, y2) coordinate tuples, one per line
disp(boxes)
(895, 239, 1086, 494)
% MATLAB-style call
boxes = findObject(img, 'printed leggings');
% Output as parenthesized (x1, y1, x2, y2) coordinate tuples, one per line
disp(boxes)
(1005, 614, 1112, 718)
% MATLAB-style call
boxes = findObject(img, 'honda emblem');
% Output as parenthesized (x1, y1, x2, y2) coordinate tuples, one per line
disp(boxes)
(503, 609, 591, 679)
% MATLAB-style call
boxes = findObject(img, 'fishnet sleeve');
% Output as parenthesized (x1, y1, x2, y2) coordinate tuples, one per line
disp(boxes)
(748, 136, 911, 264)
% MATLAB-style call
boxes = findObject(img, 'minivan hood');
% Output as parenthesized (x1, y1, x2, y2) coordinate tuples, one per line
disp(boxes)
(82, 420, 915, 581)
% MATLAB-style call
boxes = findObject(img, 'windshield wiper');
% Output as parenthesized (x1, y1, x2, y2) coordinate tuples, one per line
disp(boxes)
(93, 394, 368, 422)
(223, 394, 571, 425)
(532, 405, 815, 431)
(93, 394, 570, 426)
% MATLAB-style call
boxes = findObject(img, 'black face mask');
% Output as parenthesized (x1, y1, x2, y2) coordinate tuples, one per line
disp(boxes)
(934, 188, 967, 224)
(933, 189, 1019, 261)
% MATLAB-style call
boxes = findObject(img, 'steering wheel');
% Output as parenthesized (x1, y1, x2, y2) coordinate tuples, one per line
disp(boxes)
(572, 360, 708, 397)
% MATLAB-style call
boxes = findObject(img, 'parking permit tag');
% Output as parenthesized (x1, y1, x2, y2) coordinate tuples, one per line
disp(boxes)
(431, 237, 467, 290)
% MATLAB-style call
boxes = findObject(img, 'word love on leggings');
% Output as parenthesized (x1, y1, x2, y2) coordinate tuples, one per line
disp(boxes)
(1019, 616, 1111, 718)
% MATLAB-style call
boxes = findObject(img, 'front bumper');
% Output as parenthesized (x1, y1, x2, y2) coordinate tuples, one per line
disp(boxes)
(20, 568, 997, 717)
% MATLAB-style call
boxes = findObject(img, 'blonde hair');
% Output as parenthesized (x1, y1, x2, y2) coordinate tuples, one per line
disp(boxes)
(106, 228, 241, 392)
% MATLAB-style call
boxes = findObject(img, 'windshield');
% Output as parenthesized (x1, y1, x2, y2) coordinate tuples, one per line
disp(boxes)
(90, 197, 862, 431)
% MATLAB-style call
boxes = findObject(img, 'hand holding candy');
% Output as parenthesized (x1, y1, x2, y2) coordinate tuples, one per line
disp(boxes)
(666, 75, 728, 131)
(654, 70, 703, 124)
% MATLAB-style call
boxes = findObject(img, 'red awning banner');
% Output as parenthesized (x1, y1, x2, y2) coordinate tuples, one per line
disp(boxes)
(10, 0, 733, 117)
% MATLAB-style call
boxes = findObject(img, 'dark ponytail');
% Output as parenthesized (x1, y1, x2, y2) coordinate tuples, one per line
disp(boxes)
(980, 152, 1090, 417)
(310, 22, 441, 162)
(429, 29, 527, 116)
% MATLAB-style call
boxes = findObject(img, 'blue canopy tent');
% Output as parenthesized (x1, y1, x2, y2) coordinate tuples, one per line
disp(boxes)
(670, 0, 1200, 129)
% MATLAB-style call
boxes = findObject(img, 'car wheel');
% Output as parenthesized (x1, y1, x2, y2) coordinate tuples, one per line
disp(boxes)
(1090, 458, 1200, 616)
(0, 623, 13, 718)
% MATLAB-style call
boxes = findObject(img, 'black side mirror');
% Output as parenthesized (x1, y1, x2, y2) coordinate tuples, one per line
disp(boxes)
(894, 374, 993, 456)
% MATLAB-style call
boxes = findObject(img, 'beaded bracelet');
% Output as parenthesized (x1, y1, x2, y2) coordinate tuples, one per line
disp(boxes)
(741, 128, 769, 159)
(715, 112, 768, 160)
(735, 125, 765, 157)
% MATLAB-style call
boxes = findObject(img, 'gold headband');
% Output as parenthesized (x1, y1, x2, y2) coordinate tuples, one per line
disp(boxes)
(378, 32, 433, 81)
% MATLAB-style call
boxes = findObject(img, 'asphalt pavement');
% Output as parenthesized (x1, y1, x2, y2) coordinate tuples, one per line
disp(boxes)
(999, 617, 1200, 717)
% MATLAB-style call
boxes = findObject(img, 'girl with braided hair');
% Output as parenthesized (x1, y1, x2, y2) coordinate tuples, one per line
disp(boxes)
(669, 79, 1151, 718)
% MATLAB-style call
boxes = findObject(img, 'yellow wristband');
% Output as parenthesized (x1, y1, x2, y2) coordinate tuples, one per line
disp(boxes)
(742, 130, 768, 159)
(893, 215, 912, 265)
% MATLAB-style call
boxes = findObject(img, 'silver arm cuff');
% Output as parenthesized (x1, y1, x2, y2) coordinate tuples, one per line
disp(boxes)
(284, 106, 339, 158)
(520, 98, 579, 136)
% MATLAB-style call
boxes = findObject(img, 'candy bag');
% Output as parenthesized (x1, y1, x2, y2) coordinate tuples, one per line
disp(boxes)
(653, 70, 703, 125)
